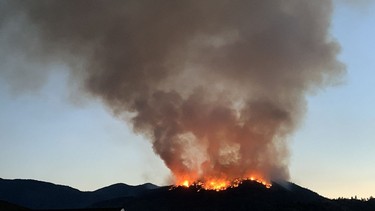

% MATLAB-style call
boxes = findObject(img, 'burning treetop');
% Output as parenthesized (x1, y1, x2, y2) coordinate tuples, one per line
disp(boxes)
(175, 177, 272, 192)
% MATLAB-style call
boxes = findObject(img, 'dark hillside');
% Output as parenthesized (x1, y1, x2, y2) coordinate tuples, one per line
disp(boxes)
(0, 178, 156, 210)
(1, 178, 374, 211)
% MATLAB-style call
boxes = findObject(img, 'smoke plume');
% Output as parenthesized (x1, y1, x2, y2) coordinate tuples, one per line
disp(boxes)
(0, 0, 344, 182)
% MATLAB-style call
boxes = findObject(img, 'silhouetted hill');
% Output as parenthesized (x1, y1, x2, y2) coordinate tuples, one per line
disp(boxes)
(85, 181, 375, 211)
(0, 178, 84, 209)
(111, 180, 337, 211)
(1, 178, 374, 210)
(86, 183, 158, 208)
(0, 178, 157, 209)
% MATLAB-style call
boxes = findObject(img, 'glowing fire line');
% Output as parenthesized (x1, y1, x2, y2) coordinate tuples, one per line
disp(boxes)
(174, 177, 272, 191)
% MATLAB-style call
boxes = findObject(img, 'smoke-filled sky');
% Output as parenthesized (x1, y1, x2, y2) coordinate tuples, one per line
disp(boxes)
(0, 0, 374, 198)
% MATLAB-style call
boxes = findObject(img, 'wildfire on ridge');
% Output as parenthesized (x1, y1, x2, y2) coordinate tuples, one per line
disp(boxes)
(174, 177, 272, 191)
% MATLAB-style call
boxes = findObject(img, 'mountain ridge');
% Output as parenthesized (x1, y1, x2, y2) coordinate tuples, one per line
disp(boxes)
(1, 178, 375, 210)
(0, 178, 157, 209)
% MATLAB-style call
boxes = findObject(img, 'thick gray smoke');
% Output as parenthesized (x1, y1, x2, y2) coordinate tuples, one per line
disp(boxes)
(0, 0, 344, 182)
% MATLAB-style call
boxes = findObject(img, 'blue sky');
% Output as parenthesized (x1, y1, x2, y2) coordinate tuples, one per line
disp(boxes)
(0, 1, 374, 198)
(291, 1, 375, 198)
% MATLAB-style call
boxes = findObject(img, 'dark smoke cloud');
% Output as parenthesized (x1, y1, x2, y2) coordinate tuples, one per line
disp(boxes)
(0, 0, 344, 181)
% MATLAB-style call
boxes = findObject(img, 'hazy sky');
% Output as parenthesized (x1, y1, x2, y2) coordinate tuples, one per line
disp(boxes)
(1, 1, 374, 199)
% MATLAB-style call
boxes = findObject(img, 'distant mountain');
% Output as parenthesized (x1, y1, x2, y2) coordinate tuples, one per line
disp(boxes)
(1, 178, 375, 210)
(0, 178, 157, 209)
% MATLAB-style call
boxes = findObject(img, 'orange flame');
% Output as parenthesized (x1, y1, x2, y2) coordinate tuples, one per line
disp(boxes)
(175, 176, 272, 191)
(182, 180, 190, 187)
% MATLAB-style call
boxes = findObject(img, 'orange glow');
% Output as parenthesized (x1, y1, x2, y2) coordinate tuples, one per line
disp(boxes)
(182, 180, 189, 187)
(175, 176, 272, 191)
